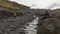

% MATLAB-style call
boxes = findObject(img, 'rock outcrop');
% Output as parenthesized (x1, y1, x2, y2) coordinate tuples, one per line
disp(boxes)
(37, 9, 60, 34)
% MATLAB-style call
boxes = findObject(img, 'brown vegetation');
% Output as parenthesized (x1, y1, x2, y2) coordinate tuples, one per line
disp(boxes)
(0, 0, 30, 10)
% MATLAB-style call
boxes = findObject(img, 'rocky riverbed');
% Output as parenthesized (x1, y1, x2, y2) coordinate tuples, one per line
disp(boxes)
(0, 13, 36, 34)
(0, 9, 60, 34)
(25, 16, 39, 34)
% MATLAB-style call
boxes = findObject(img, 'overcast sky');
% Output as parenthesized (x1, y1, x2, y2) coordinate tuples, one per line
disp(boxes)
(9, 0, 60, 10)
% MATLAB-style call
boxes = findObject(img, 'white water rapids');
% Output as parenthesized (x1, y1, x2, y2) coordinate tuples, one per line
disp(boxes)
(24, 16, 39, 34)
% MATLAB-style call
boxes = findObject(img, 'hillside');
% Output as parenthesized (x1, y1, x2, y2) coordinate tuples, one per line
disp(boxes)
(0, 0, 30, 10)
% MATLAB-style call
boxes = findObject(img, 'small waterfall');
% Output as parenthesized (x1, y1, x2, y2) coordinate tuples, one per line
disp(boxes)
(25, 16, 39, 34)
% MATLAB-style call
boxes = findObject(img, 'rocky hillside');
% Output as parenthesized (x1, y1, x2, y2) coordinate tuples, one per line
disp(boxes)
(0, 0, 31, 18)
(0, 0, 35, 34)
(37, 9, 60, 34)
(0, 0, 30, 14)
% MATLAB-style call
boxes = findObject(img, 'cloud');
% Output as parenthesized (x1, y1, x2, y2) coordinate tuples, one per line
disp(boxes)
(9, 0, 60, 9)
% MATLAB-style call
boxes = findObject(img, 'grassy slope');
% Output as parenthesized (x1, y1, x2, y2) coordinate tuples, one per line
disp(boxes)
(0, 0, 29, 10)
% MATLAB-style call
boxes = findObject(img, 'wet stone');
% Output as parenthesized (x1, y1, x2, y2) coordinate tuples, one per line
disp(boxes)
(0, 31, 2, 34)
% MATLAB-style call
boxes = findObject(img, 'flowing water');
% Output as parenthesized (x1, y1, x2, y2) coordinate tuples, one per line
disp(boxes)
(25, 16, 39, 34)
